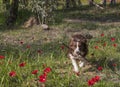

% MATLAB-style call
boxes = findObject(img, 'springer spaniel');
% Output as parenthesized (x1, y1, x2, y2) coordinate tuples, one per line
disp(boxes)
(68, 34, 88, 73)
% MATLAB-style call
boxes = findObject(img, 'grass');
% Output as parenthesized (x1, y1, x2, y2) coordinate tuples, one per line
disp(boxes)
(1, 3, 120, 87)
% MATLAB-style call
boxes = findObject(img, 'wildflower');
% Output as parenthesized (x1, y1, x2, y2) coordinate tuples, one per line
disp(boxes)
(20, 41, 23, 44)
(19, 62, 26, 67)
(113, 43, 117, 47)
(9, 71, 16, 77)
(0, 55, 5, 59)
(37, 50, 42, 54)
(60, 45, 65, 50)
(44, 67, 51, 74)
(39, 74, 47, 83)
(27, 45, 30, 48)
(88, 79, 95, 86)
(97, 66, 103, 71)
(32, 70, 38, 75)
(111, 37, 115, 42)
(101, 33, 104, 37)
(112, 63, 117, 67)
(94, 76, 100, 82)
(103, 42, 107, 47)
(95, 46, 98, 49)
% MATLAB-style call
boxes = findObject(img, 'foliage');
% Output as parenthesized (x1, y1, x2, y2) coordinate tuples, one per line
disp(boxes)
(24, 0, 57, 24)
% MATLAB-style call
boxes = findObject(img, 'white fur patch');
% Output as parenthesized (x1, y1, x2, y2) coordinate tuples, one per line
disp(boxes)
(69, 54, 79, 72)
(73, 42, 80, 55)
(79, 61, 84, 68)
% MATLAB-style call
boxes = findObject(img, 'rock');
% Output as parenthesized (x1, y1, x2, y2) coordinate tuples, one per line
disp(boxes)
(41, 24, 50, 30)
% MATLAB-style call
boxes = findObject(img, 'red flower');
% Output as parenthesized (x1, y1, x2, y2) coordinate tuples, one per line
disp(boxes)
(88, 80, 95, 86)
(113, 43, 117, 47)
(95, 46, 98, 49)
(19, 62, 26, 67)
(27, 45, 30, 48)
(37, 50, 42, 54)
(94, 76, 100, 82)
(101, 33, 104, 37)
(0, 55, 5, 59)
(60, 45, 65, 50)
(113, 63, 117, 67)
(39, 74, 47, 83)
(20, 41, 23, 44)
(32, 70, 38, 75)
(103, 42, 107, 47)
(97, 66, 103, 71)
(111, 37, 115, 42)
(44, 67, 51, 74)
(9, 71, 16, 77)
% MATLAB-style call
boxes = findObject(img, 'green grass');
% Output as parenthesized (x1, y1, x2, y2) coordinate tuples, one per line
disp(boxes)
(1, 3, 120, 87)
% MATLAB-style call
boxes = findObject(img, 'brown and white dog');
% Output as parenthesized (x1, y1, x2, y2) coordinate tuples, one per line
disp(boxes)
(68, 34, 88, 73)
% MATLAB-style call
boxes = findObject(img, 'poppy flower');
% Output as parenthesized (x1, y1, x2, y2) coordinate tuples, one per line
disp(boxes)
(97, 66, 103, 71)
(60, 45, 65, 50)
(32, 70, 38, 75)
(39, 74, 47, 83)
(101, 33, 104, 37)
(0, 55, 5, 59)
(19, 62, 26, 67)
(20, 41, 23, 44)
(94, 76, 100, 82)
(112, 63, 117, 67)
(9, 71, 16, 77)
(113, 43, 117, 47)
(111, 38, 115, 42)
(44, 67, 51, 74)
(88, 79, 95, 86)
(37, 50, 42, 54)
(27, 45, 30, 48)
(103, 42, 107, 47)
(94, 46, 98, 49)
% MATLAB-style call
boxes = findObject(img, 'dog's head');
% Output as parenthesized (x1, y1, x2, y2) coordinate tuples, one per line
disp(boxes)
(69, 34, 88, 57)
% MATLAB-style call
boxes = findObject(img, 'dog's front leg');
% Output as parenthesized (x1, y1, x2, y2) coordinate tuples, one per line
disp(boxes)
(69, 54, 79, 73)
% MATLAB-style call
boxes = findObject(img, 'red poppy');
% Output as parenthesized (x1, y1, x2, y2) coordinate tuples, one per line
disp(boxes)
(9, 71, 16, 77)
(113, 43, 117, 47)
(27, 45, 30, 48)
(101, 33, 104, 37)
(0, 55, 5, 59)
(32, 70, 38, 75)
(94, 76, 100, 82)
(44, 67, 51, 74)
(97, 66, 103, 71)
(20, 41, 23, 44)
(103, 42, 107, 47)
(95, 46, 98, 49)
(112, 63, 117, 67)
(111, 37, 115, 42)
(39, 74, 47, 83)
(19, 62, 26, 67)
(60, 45, 65, 50)
(88, 79, 95, 86)
(37, 50, 42, 54)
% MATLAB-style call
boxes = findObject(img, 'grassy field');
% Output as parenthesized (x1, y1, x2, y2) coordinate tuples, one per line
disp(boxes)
(0, 4, 120, 87)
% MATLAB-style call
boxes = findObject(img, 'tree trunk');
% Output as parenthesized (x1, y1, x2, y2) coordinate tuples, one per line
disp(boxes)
(78, 0, 82, 5)
(6, 0, 19, 26)
(110, 0, 116, 5)
(102, 0, 106, 6)
(66, 0, 70, 8)
(89, 0, 94, 6)
(71, 0, 77, 7)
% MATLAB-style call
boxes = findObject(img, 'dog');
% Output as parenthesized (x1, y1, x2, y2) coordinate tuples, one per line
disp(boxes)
(68, 34, 88, 73)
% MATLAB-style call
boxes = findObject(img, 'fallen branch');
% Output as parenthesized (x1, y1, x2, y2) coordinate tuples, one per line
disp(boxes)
(93, 2, 104, 10)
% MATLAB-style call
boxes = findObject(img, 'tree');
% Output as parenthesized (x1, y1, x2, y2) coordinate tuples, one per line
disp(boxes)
(110, 0, 116, 5)
(89, 0, 94, 6)
(102, 0, 106, 6)
(65, 0, 77, 8)
(6, 0, 19, 26)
